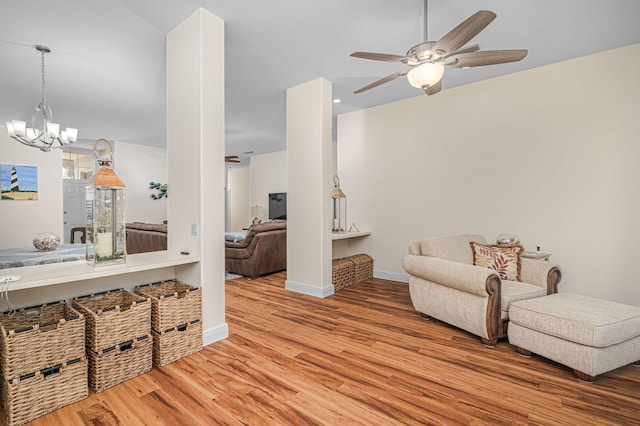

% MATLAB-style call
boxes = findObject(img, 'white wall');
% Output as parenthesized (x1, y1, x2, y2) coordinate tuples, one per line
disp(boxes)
(337, 43, 640, 306)
(228, 166, 250, 231)
(0, 125, 63, 247)
(247, 146, 336, 220)
(250, 150, 287, 218)
(114, 141, 167, 224)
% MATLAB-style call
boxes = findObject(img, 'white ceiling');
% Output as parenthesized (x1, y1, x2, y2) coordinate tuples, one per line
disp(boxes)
(1, 0, 639, 166)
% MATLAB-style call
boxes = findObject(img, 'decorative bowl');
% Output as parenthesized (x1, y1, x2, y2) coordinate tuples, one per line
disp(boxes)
(496, 233, 520, 246)
(33, 232, 60, 251)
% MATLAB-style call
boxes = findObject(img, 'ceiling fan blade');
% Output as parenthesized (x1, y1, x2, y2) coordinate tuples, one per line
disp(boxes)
(445, 43, 481, 58)
(225, 155, 239, 159)
(423, 80, 442, 96)
(350, 51, 409, 63)
(445, 49, 528, 68)
(354, 70, 409, 94)
(432, 10, 496, 56)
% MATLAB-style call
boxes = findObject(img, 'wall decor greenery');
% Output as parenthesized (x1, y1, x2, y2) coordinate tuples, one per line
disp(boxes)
(149, 182, 167, 200)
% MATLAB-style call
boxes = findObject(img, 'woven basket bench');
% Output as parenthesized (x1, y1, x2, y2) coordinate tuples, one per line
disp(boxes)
(344, 254, 373, 283)
(332, 258, 355, 292)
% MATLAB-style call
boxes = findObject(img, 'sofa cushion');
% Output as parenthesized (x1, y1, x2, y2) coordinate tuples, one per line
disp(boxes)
(225, 247, 252, 260)
(470, 242, 523, 281)
(421, 234, 486, 265)
(509, 293, 640, 347)
(500, 280, 547, 318)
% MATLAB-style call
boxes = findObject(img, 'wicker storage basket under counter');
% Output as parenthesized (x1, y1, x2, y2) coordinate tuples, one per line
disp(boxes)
(135, 279, 202, 366)
(1, 357, 88, 426)
(332, 258, 355, 292)
(345, 254, 374, 283)
(72, 288, 150, 353)
(134, 279, 202, 332)
(0, 301, 85, 380)
(152, 320, 202, 367)
(87, 335, 152, 393)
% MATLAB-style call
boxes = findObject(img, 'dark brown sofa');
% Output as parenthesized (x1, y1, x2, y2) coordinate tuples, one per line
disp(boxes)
(126, 222, 167, 254)
(225, 221, 286, 279)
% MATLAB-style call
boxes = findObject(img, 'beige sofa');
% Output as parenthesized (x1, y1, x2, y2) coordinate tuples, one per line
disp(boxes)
(403, 234, 561, 347)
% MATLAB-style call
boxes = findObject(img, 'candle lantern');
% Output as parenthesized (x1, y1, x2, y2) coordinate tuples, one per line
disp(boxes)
(331, 175, 347, 233)
(85, 139, 126, 265)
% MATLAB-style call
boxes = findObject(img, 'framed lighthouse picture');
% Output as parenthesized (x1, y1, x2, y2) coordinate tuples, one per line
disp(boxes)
(1, 164, 38, 200)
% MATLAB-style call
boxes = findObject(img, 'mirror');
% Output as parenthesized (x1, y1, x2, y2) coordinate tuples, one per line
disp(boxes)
(0, 134, 168, 269)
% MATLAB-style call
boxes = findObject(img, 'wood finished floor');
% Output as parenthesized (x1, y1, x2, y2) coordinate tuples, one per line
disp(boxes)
(27, 272, 640, 425)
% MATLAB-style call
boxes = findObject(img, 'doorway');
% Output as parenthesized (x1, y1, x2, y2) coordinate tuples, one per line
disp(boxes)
(63, 180, 87, 244)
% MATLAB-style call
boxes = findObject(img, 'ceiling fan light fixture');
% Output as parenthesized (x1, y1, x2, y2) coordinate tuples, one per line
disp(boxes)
(407, 62, 444, 89)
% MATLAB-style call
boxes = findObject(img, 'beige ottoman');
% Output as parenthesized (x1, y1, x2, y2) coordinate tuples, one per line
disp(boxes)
(508, 293, 640, 382)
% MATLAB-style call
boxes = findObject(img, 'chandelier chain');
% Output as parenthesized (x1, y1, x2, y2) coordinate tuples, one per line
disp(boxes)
(40, 49, 47, 104)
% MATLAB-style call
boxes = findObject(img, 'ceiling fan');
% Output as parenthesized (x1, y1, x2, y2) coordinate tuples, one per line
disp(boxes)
(350, 4, 528, 96)
(225, 155, 240, 163)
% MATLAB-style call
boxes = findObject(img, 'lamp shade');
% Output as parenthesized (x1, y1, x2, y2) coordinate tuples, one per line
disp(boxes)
(407, 63, 445, 88)
(331, 188, 346, 199)
(251, 205, 264, 219)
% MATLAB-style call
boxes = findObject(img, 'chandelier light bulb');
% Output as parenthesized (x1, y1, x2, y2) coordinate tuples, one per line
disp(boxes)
(26, 128, 38, 140)
(407, 62, 445, 89)
(66, 128, 78, 143)
(47, 122, 60, 138)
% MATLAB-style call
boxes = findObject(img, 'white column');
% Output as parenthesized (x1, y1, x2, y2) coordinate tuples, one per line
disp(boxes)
(167, 8, 227, 344)
(285, 78, 333, 297)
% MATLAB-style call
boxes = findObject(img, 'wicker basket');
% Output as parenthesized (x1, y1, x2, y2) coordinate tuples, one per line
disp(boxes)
(134, 280, 202, 332)
(87, 335, 152, 393)
(73, 289, 150, 353)
(1, 357, 88, 426)
(0, 301, 85, 380)
(345, 254, 374, 283)
(332, 258, 355, 291)
(152, 320, 202, 367)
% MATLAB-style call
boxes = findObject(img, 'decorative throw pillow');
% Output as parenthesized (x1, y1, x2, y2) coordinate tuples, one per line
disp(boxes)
(470, 242, 524, 281)
(224, 232, 246, 242)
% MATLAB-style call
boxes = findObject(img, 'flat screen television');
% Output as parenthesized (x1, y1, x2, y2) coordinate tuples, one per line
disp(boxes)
(268, 192, 287, 220)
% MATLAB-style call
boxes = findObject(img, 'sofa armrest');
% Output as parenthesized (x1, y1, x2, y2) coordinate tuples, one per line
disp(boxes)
(520, 258, 562, 294)
(403, 254, 500, 298)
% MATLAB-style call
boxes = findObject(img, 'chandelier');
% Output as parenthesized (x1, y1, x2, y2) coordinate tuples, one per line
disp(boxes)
(6, 45, 77, 152)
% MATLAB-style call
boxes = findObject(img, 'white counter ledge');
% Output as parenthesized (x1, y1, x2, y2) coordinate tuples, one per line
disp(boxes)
(331, 230, 372, 240)
(1, 251, 200, 292)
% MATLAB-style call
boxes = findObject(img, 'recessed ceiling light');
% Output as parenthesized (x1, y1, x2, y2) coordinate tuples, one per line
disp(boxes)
(333, 98, 342, 103)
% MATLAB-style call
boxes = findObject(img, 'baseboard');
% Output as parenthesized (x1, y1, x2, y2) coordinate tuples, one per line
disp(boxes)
(374, 270, 410, 283)
(203, 322, 229, 346)
(285, 279, 334, 298)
